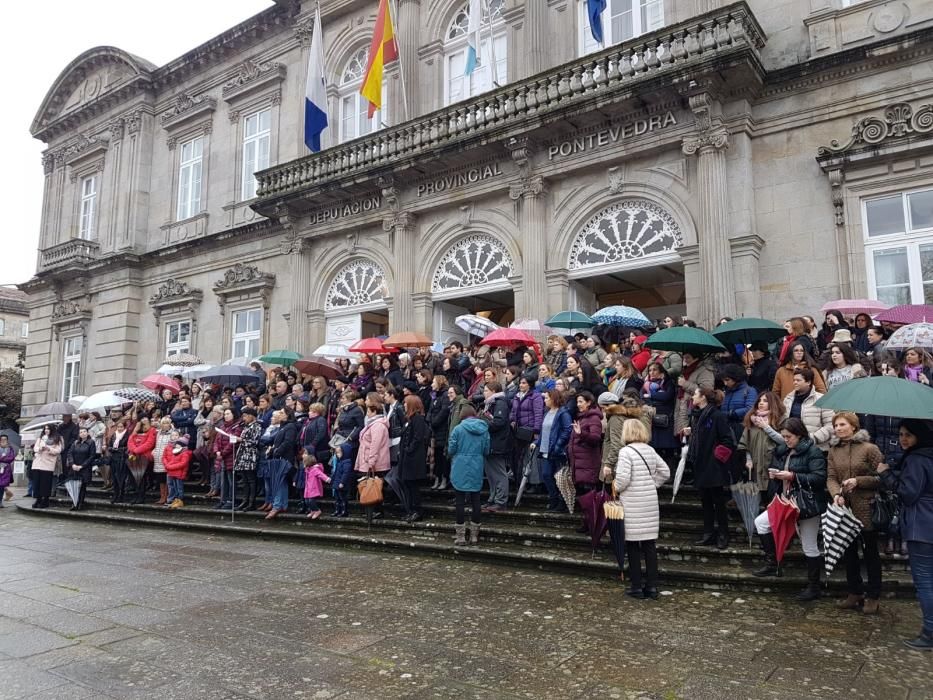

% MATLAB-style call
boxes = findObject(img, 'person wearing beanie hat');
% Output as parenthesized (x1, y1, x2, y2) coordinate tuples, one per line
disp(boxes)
(597, 392, 619, 407)
(163, 434, 192, 508)
(877, 419, 933, 649)
(583, 335, 608, 372)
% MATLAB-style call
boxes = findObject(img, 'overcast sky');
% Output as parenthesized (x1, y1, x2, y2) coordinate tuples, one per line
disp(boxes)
(0, 0, 274, 287)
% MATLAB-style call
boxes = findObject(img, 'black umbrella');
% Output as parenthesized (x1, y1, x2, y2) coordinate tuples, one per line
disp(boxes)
(0, 429, 21, 450)
(200, 365, 263, 388)
(383, 467, 409, 514)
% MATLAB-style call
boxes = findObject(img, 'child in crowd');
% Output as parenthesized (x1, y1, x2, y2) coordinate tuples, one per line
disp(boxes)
(163, 434, 191, 508)
(330, 442, 354, 518)
(302, 453, 331, 520)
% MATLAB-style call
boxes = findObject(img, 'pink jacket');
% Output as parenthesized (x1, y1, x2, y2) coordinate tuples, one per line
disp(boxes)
(303, 463, 331, 499)
(355, 417, 391, 474)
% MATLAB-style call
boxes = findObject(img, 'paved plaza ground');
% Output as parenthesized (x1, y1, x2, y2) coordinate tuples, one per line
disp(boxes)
(0, 503, 931, 700)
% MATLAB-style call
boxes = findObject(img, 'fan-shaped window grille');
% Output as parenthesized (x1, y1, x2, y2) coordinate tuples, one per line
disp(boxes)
(432, 235, 514, 293)
(568, 200, 683, 270)
(325, 260, 387, 311)
(447, 0, 504, 39)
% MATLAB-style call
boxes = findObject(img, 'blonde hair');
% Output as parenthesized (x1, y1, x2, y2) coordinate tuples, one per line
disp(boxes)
(621, 418, 649, 445)
(309, 402, 326, 415)
(833, 411, 860, 431)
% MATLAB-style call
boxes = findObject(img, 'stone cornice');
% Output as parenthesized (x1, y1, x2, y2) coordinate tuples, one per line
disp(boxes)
(816, 101, 933, 159)
(160, 93, 217, 130)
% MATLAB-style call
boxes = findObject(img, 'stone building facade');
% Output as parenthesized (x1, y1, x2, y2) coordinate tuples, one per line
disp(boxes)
(19, 0, 933, 413)
(0, 288, 28, 371)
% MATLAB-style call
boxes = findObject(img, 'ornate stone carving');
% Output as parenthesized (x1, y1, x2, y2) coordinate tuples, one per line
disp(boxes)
(827, 168, 845, 226)
(568, 200, 684, 270)
(682, 91, 730, 155)
(817, 102, 933, 156)
(64, 133, 108, 161)
(160, 93, 217, 128)
(214, 263, 275, 291)
(149, 279, 198, 303)
(51, 300, 85, 320)
(508, 176, 546, 201)
(378, 175, 400, 212)
(432, 235, 514, 293)
(383, 211, 416, 233)
(124, 110, 142, 134)
(607, 166, 624, 194)
(325, 260, 387, 311)
(108, 117, 124, 140)
(42, 152, 55, 174)
(224, 60, 282, 93)
(293, 15, 314, 47)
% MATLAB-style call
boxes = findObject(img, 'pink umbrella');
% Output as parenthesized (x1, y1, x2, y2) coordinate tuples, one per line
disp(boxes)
(820, 299, 889, 315)
(139, 374, 180, 394)
(875, 304, 933, 325)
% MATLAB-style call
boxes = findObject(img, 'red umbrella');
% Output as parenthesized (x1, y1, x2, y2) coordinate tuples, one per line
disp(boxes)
(481, 327, 537, 348)
(293, 357, 341, 379)
(875, 304, 933, 325)
(578, 487, 610, 556)
(766, 494, 799, 564)
(139, 374, 180, 394)
(383, 331, 434, 348)
(349, 337, 399, 354)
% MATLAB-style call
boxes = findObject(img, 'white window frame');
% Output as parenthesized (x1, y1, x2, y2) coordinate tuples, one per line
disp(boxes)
(165, 319, 193, 357)
(21, 322, 28, 339)
(61, 336, 82, 402)
(578, 0, 664, 56)
(79, 175, 97, 240)
(176, 136, 203, 221)
(241, 109, 271, 201)
(443, 1, 507, 106)
(338, 48, 389, 144)
(862, 186, 933, 305)
(0, 319, 4, 335)
(231, 308, 262, 360)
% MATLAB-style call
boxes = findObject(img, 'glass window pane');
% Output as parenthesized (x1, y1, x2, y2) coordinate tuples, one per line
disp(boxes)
(234, 312, 247, 334)
(873, 247, 912, 305)
(865, 195, 906, 237)
(248, 338, 260, 359)
(908, 189, 933, 231)
(233, 339, 245, 358)
(259, 109, 270, 132)
(248, 309, 261, 331)
(921, 243, 933, 304)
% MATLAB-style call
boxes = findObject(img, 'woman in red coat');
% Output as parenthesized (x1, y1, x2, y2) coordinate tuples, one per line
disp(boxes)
(213, 408, 242, 510)
(630, 336, 651, 374)
(569, 391, 603, 533)
(127, 417, 156, 503)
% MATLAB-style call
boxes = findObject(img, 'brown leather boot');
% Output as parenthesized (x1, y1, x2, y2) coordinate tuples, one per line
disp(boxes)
(156, 483, 167, 506)
(862, 598, 880, 615)
(836, 594, 864, 610)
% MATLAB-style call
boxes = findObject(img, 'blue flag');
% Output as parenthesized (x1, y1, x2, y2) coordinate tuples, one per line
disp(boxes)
(587, 0, 607, 45)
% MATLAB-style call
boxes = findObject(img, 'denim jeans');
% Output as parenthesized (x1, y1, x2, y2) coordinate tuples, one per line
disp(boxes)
(908, 540, 933, 634)
(167, 477, 184, 502)
(219, 470, 233, 505)
(273, 476, 289, 510)
(538, 455, 562, 508)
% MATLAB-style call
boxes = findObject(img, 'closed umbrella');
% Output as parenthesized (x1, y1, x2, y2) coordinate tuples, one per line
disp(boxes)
(713, 318, 787, 346)
(604, 499, 626, 579)
(646, 326, 726, 355)
(555, 465, 576, 514)
(513, 447, 536, 508)
(545, 310, 594, 330)
(383, 467, 409, 514)
(822, 503, 862, 575)
(258, 350, 303, 367)
(591, 305, 650, 328)
(311, 344, 354, 359)
(0, 430, 21, 450)
(64, 480, 82, 508)
(293, 357, 342, 379)
(578, 487, 610, 556)
(113, 387, 160, 403)
(481, 327, 537, 349)
(35, 401, 77, 417)
(455, 314, 499, 337)
(884, 322, 933, 350)
(383, 332, 434, 348)
(766, 495, 799, 564)
(814, 376, 933, 420)
(730, 480, 761, 548)
(820, 299, 889, 316)
(126, 455, 148, 498)
(670, 443, 689, 503)
(875, 304, 933, 325)
(139, 374, 180, 394)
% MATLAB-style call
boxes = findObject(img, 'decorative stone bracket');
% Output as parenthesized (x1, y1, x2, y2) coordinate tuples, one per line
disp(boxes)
(817, 102, 933, 157)
(212, 263, 276, 315)
(149, 278, 203, 324)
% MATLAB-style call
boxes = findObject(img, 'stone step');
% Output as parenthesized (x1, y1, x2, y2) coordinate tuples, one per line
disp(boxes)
(23, 498, 916, 594)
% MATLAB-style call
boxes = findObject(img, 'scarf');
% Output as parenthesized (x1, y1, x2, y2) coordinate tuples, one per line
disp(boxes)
(686, 404, 716, 464)
(484, 391, 504, 409)
(904, 364, 923, 382)
(678, 360, 700, 400)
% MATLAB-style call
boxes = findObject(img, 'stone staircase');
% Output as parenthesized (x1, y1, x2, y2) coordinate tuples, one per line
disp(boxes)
(16, 478, 916, 596)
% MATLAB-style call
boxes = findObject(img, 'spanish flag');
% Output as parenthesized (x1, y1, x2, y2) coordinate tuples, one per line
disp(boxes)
(360, 0, 399, 118)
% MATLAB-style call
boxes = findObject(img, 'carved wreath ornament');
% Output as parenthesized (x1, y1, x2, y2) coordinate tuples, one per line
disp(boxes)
(817, 102, 933, 156)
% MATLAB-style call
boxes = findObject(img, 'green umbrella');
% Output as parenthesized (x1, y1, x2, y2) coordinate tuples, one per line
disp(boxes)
(814, 376, 933, 420)
(713, 317, 787, 346)
(646, 326, 726, 355)
(545, 311, 594, 329)
(257, 350, 302, 367)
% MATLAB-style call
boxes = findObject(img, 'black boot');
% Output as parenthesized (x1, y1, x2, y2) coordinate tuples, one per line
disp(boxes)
(795, 556, 822, 601)
(694, 532, 717, 546)
(754, 533, 783, 577)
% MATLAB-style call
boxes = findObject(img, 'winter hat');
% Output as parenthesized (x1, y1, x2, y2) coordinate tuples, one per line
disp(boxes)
(174, 435, 190, 447)
(597, 392, 619, 407)
(721, 364, 746, 384)
(831, 329, 853, 344)
(402, 380, 419, 394)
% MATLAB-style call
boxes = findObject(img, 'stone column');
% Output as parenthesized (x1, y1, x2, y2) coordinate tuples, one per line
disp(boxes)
(507, 137, 549, 323)
(385, 211, 418, 332)
(394, 0, 421, 121)
(523, 1, 549, 76)
(678, 244, 702, 325)
(730, 235, 765, 318)
(306, 309, 325, 350)
(277, 205, 311, 353)
(682, 93, 736, 328)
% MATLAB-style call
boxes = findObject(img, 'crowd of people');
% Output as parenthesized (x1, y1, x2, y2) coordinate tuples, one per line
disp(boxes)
(11, 310, 933, 651)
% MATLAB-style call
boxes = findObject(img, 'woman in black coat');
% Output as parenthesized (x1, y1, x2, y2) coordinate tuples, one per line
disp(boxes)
(685, 387, 736, 550)
(335, 392, 365, 448)
(427, 375, 452, 490)
(66, 427, 97, 510)
(399, 395, 430, 522)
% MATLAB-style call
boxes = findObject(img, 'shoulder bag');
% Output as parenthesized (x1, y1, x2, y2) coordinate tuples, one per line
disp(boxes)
(357, 469, 384, 506)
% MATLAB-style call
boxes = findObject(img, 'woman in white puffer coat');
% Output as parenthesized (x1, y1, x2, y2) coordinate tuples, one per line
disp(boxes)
(613, 419, 670, 600)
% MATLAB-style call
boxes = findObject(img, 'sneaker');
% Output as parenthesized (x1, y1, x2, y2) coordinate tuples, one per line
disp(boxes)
(903, 632, 933, 651)
(169, 499, 184, 509)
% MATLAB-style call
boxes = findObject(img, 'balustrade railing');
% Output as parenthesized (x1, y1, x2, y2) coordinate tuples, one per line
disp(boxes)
(39, 238, 100, 272)
(255, 2, 764, 200)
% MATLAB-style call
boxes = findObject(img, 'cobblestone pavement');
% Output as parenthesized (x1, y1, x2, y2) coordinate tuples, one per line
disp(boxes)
(0, 506, 931, 700)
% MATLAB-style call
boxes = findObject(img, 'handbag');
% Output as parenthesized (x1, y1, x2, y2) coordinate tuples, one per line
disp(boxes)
(651, 413, 670, 429)
(870, 490, 899, 532)
(514, 426, 535, 442)
(357, 470, 384, 506)
(791, 483, 821, 520)
(713, 444, 733, 464)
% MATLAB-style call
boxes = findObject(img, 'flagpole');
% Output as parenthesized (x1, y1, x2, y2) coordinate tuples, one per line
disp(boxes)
(483, 0, 501, 89)
(387, 0, 411, 123)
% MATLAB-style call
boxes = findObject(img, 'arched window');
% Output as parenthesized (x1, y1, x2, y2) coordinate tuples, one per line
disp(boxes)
(432, 234, 514, 293)
(443, 0, 507, 105)
(325, 260, 388, 311)
(568, 200, 682, 270)
(338, 47, 389, 144)
(578, 0, 663, 57)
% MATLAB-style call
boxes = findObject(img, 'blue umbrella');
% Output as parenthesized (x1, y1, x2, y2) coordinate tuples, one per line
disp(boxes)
(591, 305, 650, 328)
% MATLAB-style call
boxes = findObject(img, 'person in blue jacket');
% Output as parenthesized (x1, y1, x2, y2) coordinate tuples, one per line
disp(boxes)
(448, 405, 490, 546)
(536, 389, 573, 512)
(330, 442, 355, 518)
(878, 418, 933, 651)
